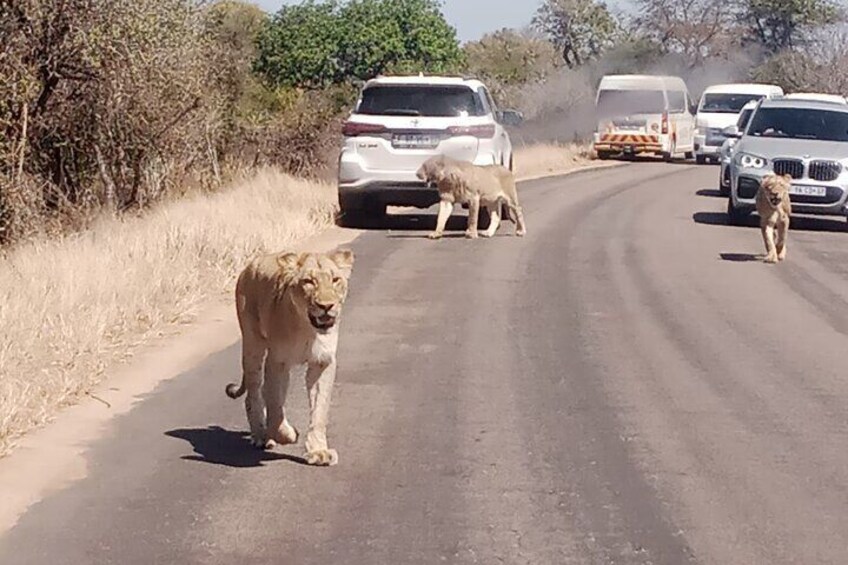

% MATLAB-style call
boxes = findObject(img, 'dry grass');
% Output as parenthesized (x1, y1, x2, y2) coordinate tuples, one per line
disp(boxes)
(0, 169, 337, 455)
(513, 142, 596, 181)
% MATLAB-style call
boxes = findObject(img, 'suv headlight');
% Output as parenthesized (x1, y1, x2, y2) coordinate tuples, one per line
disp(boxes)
(736, 152, 768, 169)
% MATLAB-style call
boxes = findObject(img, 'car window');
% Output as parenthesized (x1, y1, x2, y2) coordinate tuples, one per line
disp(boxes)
(476, 87, 493, 114)
(747, 107, 848, 141)
(737, 109, 754, 130)
(483, 88, 498, 113)
(668, 90, 686, 114)
(356, 86, 486, 117)
(700, 93, 764, 114)
(596, 89, 666, 118)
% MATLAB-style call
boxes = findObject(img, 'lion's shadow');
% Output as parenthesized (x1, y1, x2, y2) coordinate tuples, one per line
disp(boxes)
(165, 426, 307, 468)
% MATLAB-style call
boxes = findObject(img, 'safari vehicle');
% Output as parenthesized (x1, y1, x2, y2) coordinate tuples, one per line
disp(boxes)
(694, 83, 783, 164)
(593, 74, 696, 162)
(726, 97, 848, 225)
(718, 99, 761, 195)
(337, 75, 523, 221)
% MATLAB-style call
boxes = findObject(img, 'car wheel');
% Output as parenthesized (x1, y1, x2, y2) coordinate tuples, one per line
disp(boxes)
(597, 151, 612, 161)
(726, 197, 750, 226)
(684, 151, 694, 160)
(696, 155, 707, 165)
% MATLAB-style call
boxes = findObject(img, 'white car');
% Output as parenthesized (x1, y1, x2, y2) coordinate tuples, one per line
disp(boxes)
(337, 75, 522, 221)
(694, 83, 783, 164)
(593, 74, 696, 162)
(718, 100, 761, 195)
(783, 92, 848, 105)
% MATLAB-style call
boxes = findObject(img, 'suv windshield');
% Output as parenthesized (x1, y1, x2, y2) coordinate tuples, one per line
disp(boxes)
(747, 107, 848, 141)
(596, 89, 666, 118)
(357, 86, 486, 117)
(700, 93, 764, 114)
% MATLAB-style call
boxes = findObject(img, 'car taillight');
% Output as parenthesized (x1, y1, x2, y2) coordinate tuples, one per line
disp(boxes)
(447, 124, 496, 139)
(342, 121, 387, 137)
(661, 113, 669, 134)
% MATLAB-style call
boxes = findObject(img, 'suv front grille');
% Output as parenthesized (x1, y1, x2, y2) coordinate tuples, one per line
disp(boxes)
(808, 160, 842, 182)
(772, 159, 804, 179)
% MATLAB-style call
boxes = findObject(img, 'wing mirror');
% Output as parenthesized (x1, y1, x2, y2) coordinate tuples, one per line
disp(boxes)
(498, 109, 524, 126)
(722, 125, 741, 138)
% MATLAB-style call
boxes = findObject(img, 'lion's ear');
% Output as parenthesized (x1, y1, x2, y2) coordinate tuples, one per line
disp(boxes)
(276, 252, 300, 275)
(329, 248, 355, 277)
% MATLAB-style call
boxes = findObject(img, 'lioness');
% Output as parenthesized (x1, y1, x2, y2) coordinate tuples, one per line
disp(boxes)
(226, 249, 354, 466)
(756, 173, 792, 263)
(416, 155, 526, 240)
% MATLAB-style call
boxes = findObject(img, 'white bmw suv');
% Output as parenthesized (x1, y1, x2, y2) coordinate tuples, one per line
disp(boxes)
(337, 75, 523, 220)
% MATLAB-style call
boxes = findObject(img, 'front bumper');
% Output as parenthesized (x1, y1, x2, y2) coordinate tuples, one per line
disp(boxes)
(731, 168, 848, 216)
(694, 134, 722, 156)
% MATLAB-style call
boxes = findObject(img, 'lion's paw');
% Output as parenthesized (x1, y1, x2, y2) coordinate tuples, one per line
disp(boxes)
(270, 424, 299, 446)
(428, 232, 443, 240)
(306, 448, 338, 467)
(516, 229, 526, 237)
(778, 249, 787, 261)
(251, 435, 276, 450)
(764, 253, 778, 264)
(464, 230, 479, 239)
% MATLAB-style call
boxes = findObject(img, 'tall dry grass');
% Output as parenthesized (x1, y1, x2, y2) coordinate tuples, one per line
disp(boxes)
(513, 142, 597, 181)
(0, 169, 336, 455)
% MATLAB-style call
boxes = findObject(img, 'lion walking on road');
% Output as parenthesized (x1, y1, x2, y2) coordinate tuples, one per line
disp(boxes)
(756, 174, 792, 264)
(416, 155, 526, 240)
(226, 249, 355, 466)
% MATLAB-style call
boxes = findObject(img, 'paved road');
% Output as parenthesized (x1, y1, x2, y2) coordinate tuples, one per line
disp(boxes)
(2, 162, 848, 564)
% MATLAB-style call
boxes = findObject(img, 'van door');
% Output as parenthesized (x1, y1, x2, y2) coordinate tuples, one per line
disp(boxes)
(667, 89, 694, 152)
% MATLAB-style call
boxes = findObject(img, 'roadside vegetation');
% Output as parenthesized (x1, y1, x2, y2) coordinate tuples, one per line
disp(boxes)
(0, 0, 845, 453)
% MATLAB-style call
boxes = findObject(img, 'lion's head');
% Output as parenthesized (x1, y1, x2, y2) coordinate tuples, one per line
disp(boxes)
(277, 249, 355, 333)
(760, 173, 791, 208)
(416, 155, 450, 184)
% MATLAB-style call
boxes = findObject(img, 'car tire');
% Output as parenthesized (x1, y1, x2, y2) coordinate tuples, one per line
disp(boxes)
(726, 197, 750, 226)
(597, 151, 612, 161)
(696, 155, 707, 165)
(684, 151, 694, 160)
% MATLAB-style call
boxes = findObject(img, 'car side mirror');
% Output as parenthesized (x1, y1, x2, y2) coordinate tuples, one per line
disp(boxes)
(722, 125, 741, 138)
(498, 109, 524, 126)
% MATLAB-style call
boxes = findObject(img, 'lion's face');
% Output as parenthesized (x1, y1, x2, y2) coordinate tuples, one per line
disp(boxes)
(760, 174, 791, 208)
(416, 156, 448, 184)
(277, 250, 355, 333)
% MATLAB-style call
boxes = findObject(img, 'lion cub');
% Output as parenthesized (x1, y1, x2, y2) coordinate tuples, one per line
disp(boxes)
(756, 173, 792, 263)
(416, 155, 526, 240)
(226, 249, 354, 466)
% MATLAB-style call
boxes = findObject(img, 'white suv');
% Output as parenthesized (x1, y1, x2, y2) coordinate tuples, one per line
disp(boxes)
(337, 75, 523, 220)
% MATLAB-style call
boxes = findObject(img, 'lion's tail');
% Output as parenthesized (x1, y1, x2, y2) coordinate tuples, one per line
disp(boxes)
(225, 381, 246, 399)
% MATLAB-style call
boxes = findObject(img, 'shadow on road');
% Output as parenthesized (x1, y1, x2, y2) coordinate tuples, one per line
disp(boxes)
(693, 212, 848, 233)
(720, 253, 762, 262)
(696, 188, 724, 198)
(165, 426, 308, 468)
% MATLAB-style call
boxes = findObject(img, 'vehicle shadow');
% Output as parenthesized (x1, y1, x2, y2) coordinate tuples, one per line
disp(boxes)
(696, 188, 724, 198)
(339, 213, 476, 237)
(693, 212, 848, 233)
(165, 426, 308, 468)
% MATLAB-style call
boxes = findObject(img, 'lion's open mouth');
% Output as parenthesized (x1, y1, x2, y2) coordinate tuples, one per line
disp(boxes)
(309, 313, 336, 331)
(769, 196, 782, 206)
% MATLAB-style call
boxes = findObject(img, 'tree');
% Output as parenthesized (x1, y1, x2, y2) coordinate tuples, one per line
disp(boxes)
(632, 0, 738, 67)
(740, 0, 843, 53)
(253, 2, 345, 89)
(531, 0, 619, 68)
(464, 28, 559, 86)
(253, 0, 464, 89)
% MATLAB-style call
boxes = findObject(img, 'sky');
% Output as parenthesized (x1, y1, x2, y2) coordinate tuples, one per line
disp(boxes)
(254, 0, 542, 42)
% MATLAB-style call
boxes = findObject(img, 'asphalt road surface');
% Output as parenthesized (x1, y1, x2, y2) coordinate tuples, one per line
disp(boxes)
(2, 162, 848, 565)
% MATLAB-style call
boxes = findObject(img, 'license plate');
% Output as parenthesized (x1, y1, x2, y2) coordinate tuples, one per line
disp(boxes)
(392, 134, 440, 149)
(789, 184, 827, 197)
